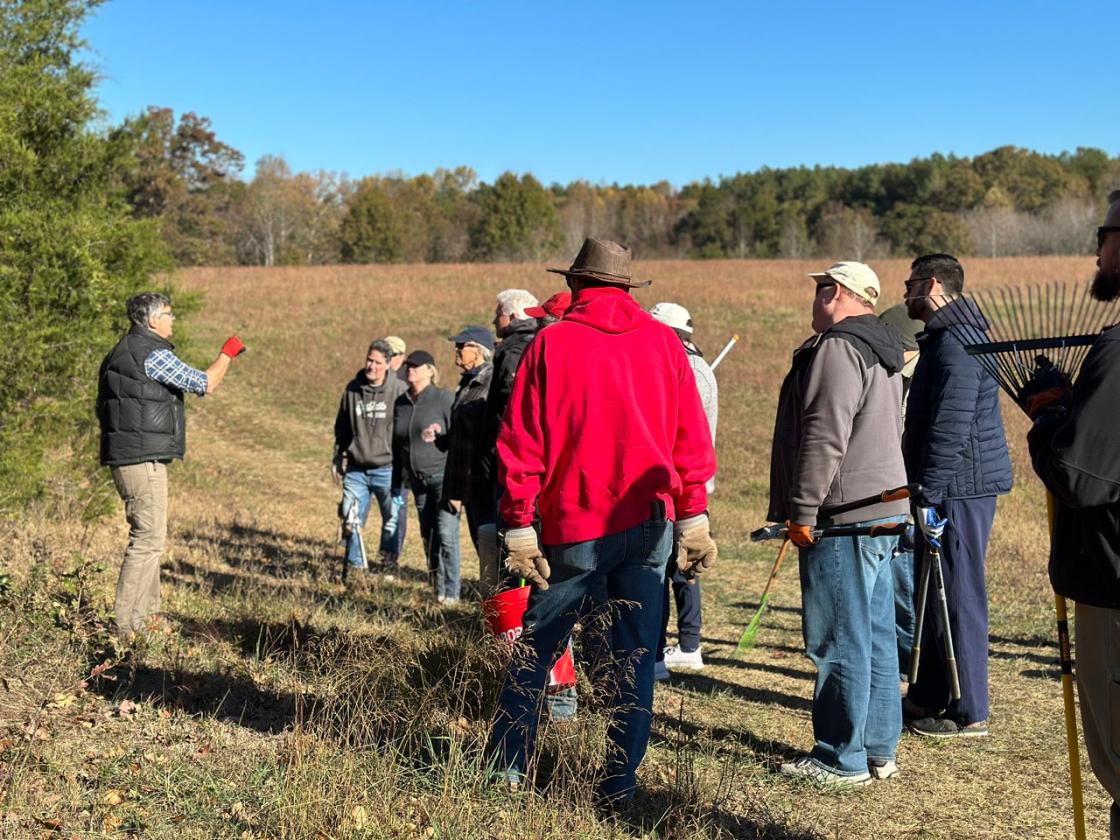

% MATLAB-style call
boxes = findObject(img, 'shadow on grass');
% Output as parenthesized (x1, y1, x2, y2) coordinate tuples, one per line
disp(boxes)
(665, 672, 812, 713)
(650, 713, 802, 767)
(614, 786, 819, 840)
(702, 655, 815, 681)
(94, 662, 297, 734)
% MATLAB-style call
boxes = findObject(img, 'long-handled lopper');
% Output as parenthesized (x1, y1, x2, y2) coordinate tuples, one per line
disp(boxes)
(737, 484, 920, 653)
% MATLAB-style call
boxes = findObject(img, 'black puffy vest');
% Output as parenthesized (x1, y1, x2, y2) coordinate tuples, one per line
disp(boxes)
(97, 327, 187, 466)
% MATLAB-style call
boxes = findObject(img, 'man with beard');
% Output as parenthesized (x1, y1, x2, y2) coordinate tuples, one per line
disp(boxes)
(1021, 190, 1120, 836)
(901, 254, 1012, 738)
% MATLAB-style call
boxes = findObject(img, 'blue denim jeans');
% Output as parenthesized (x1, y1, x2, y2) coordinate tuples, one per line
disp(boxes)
(892, 545, 916, 683)
(798, 515, 904, 775)
(408, 470, 461, 599)
(488, 516, 672, 801)
(341, 466, 405, 568)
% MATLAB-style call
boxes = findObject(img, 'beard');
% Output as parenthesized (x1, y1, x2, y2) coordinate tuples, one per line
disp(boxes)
(1092, 265, 1120, 302)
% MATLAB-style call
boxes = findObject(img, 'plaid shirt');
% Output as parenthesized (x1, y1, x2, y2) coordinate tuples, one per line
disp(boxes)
(144, 348, 208, 396)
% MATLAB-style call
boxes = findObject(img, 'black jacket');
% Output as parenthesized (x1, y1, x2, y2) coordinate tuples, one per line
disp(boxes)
(333, 372, 403, 469)
(97, 326, 186, 466)
(1029, 325, 1120, 608)
(440, 363, 493, 502)
(903, 298, 1013, 506)
(476, 318, 538, 487)
(391, 385, 453, 490)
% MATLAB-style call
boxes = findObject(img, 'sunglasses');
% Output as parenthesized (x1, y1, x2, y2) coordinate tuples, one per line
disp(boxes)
(1098, 226, 1120, 248)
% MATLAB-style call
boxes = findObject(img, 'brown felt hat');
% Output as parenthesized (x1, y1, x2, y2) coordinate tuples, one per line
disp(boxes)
(546, 237, 651, 288)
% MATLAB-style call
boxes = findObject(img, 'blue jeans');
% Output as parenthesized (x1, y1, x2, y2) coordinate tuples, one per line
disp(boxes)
(342, 467, 405, 568)
(798, 515, 904, 775)
(488, 516, 672, 801)
(892, 545, 916, 682)
(407, 470, 461, 599)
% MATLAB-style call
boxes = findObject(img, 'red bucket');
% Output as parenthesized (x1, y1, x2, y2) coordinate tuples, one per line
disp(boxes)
(483, 585, 577, 690)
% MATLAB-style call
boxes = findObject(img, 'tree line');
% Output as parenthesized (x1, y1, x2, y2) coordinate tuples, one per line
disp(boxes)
(114, 108, 1120, 266)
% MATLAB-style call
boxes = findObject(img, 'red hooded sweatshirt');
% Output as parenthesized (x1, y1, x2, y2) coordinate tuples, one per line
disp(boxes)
(497, 285, 716, 545)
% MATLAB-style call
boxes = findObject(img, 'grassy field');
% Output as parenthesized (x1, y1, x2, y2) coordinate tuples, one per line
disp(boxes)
(0, 256, 1109, 838)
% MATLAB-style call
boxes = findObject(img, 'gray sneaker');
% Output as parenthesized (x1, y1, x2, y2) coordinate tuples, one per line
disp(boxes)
(779, 756, 871, 788)
(868, 758, 900, 780)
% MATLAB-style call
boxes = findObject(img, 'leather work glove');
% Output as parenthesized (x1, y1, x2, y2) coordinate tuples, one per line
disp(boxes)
(785, 521, 816, 549)
(1016, 357, 1072, 420)
(221, 335, 247, 359)
(675, 515, 718, 581)
(916, 506, 948, 550)
(503, 527, 551, 590)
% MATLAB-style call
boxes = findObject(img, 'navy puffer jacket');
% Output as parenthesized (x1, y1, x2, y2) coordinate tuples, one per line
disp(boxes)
(903, 297, 1013, 506)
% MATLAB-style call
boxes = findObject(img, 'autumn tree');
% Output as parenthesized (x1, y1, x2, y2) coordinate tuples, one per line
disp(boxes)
(112, 107, 244, 264)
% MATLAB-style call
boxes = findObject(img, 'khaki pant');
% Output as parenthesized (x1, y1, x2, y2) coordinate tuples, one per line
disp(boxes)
(110, 461, 168, 639)
(1075, 601, 1120, 827)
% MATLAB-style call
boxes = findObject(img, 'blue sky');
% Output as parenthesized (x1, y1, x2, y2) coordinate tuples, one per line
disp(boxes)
(82, 1, 1111, 187)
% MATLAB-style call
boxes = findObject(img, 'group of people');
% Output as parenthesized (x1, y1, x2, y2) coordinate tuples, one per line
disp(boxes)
(96, 194, 1120, 826)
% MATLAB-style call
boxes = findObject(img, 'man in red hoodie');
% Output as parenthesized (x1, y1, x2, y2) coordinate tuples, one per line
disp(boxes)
(487, 238, 717, 803)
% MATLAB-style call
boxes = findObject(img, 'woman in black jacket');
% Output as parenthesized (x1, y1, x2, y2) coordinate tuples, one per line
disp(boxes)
(440, 326, 496, 564)
(391, 350, 459, 601)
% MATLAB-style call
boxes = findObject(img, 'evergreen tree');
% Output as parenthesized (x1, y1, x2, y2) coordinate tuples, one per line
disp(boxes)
(0, 0, 168, 511)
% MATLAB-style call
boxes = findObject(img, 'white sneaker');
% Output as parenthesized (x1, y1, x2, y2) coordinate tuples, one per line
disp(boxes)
(654, 659, 670, 681)
(868, 758, 900, 780)
(779, 756, 871, 788)
(663, 644, 704, 671)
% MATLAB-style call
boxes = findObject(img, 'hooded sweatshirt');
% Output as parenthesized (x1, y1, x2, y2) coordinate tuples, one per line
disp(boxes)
(498, 285, 716, 545)
(768, 313, 909, 526)
(333, 371, 404, 469)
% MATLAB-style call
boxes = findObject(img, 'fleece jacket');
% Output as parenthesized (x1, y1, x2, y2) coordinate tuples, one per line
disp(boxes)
(497, 285, 716, 545)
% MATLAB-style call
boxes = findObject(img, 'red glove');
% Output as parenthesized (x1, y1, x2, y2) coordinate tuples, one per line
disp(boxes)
(786, 521, 816, 548)
(221, 336, 246, 359)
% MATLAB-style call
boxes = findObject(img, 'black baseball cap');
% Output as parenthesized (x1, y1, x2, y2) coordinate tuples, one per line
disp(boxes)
(447, 324, 494, 352)
(404, 349, 436, 367)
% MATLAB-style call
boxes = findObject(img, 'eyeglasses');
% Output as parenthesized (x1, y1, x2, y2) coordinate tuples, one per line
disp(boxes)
(1097, 227, 1120, 248)
(904, 276, 933, 292)
(814, 282, 836, 296)
(155, 310, 175, 321)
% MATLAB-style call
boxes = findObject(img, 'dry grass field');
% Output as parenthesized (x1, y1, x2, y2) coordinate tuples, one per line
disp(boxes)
(0, 256, 1110, 838)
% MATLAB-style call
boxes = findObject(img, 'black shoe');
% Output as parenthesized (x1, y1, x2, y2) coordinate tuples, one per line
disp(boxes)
(909, 716, 989, 738)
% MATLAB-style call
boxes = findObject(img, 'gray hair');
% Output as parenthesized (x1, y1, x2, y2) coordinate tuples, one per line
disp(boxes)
(495, 288, 539, 320)
(465, 342, 493, 364)
(127, 292, 171, 326)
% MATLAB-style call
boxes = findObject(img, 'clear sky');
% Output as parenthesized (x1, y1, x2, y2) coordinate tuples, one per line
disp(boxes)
(81, 1, 1112, 187)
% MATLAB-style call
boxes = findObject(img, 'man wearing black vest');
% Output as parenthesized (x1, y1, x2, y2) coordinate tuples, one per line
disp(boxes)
(97, 292, 245, 643)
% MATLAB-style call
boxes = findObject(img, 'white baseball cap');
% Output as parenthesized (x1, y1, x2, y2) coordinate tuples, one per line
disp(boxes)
(808, 261, 881, 307)
(649, 302, 693, 333)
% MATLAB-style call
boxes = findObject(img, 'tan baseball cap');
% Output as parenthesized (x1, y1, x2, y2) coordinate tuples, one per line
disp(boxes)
(384, 335, 406, 356)
(808, 261, 881, 307)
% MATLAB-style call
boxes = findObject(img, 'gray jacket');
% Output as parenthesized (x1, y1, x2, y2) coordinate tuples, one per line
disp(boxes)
(687, 350, 718, 493)
(768, 314, 909, 527)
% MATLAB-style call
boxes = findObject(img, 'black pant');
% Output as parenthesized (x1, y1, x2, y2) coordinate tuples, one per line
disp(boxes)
(657, 553, 703, 657)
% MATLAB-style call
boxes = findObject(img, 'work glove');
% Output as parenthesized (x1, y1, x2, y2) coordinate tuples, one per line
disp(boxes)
(1016, 356, 1072, 420)
(503, 527, 551, 590)
(916, 506, 948, 549)
(221, 335, 247, 359)
(785, 521, 816, 549)
(675, 515, 718, 581)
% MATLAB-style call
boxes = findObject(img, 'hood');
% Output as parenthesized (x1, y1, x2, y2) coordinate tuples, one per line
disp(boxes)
(827, 313, 905, 374)
(563, 286, 652, 335)
(503, 317, 539, 338)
